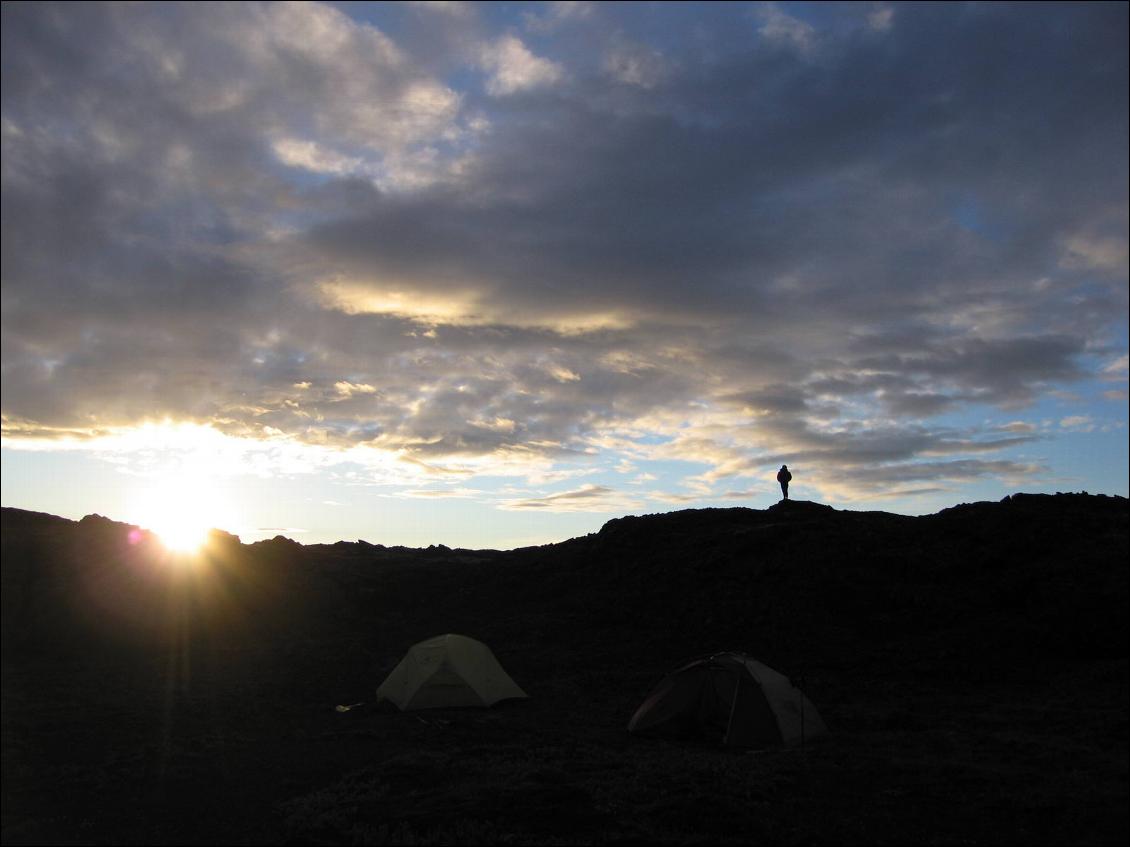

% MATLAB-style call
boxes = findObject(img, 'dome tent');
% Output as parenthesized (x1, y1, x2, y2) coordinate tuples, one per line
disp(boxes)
(628, 652, 827, 748)
(376, 634, 528, 710)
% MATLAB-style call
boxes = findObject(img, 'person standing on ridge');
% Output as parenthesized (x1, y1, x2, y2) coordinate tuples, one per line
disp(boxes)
(777, 465, 792, 500)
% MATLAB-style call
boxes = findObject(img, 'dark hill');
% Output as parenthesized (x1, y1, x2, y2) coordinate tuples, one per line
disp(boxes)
(2, 494, 1127, 845)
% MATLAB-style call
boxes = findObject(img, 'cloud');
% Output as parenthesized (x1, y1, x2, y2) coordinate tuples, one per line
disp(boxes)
(524, 2, 596, 33)
(272, 139, 371, 177)
(409, 1, 474, 18)
(812, 459, 1046, 501)
(1059, 415, 1094, 431)
(1102, 354, 1129, 377)
(1063, 235, 1128, 273)
(334, 381, 378, 398)
(602, 38, 667, 88)
(756, 3, 818, 54)
(868, 487, 947, 500)
(868, 6, 895, 33)
(479, 36, 564, 96)
(499, 484, 643, 512)
(719, 489, 759, 499)
(399, 487, 485, 499)
(1061, 210, 1130, 274)
(2, 2, 1126, 507)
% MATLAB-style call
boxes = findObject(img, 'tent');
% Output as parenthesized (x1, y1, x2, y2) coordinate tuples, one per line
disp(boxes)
(628, 652, 827, 748)
(376, 633, 528, 710)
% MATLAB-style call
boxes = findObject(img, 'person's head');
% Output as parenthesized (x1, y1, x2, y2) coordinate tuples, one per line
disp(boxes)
(781, 465, 788, 470)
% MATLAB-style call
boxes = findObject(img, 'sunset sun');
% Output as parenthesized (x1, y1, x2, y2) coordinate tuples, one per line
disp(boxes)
(131, 478, 231, 554)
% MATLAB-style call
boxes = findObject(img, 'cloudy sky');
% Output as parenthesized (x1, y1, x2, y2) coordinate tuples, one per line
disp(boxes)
(2, 1, 1127, 548)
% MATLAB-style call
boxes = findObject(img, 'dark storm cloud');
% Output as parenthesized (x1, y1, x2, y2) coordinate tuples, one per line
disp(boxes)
(2, 2, 1126, 498)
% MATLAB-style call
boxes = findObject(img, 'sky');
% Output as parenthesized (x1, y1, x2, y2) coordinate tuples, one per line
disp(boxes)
(2, 1, 1127, 549)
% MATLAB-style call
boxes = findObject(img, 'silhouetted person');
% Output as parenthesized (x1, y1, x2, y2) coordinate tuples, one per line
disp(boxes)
(777, 465, 792, 500)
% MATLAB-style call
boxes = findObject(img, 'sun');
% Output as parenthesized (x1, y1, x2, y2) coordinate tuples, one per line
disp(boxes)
(152, 517, 211, 554)
(131, 477, 231, 554)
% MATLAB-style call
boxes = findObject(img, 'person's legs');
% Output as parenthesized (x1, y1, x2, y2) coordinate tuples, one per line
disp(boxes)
(782, 482, 789, 499)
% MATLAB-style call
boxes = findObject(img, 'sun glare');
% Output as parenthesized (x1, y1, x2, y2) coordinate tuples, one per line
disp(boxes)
(153, 518, 211, 554)
(131, 478, 232, 555)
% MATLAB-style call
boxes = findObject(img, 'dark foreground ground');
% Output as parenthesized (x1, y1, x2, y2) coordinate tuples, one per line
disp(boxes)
(2, 494, 1127, 845)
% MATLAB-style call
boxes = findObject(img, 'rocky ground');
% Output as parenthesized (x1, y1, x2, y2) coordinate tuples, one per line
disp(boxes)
(2, 493, 1127, 845)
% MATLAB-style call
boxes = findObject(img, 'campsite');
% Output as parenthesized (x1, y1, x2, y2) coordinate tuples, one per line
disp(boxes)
(2, 493, 1127, 845)
(3, 3, 1127, 844)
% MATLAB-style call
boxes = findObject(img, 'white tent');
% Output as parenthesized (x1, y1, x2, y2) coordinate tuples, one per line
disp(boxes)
(376, 633, 528, 710)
